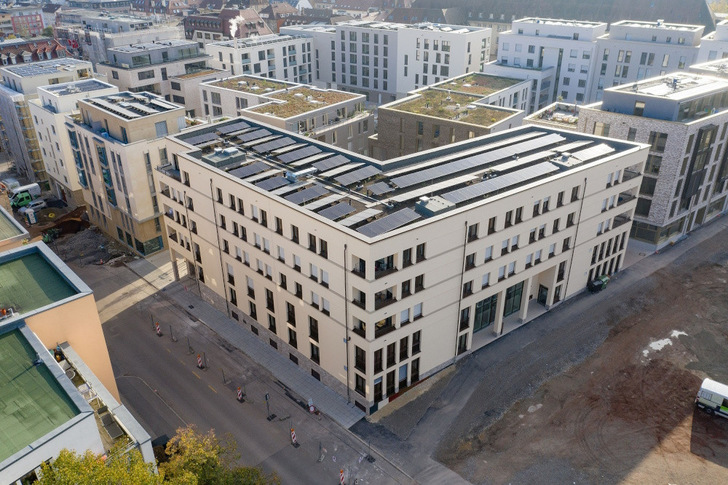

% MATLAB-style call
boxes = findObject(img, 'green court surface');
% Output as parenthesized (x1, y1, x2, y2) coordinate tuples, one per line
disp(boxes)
(0, 253, 76, 315)
(0, 209, 23, 242)
(0, 329, 79, 462)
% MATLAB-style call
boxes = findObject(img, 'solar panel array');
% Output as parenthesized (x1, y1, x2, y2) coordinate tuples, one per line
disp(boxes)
(571, 143, 615, 162)
(334, 165, 381, 186)
(184, 132, 220, 146)
(391, 133, 565, 189)
(277, 145, 322, 163)
(318, 203, 356, 220)
(491, 151, 555, 173)
(218, 121, 250, 135)
(357, 208, 422, 237)
(313, 154, 349, 171)
(441, 162, 560, 204)
(284, 184, 328, 205)
(339, 208, 382, 227)
(368, 182, 393, 196)
(253, 137, 295, 153)
(228, 161, 269, 179)
(256, 176, 289, 191)
(238, 129, 271, 143)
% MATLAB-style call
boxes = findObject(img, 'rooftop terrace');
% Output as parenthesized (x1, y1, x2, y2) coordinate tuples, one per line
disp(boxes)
(108, 39, 198, 53)
(210, 75, 293, 94)
(83, 92, 182, 120)
(0, 329, 79, 463)
(43, 79, 113, 96)
(391, 89, 514, 126)
(0, 252, 77, 315)
(610, 73, 728, 100)
(168, 118, 641, 239)
(435, 73, 522, 97)
(248, 88, 360, 118)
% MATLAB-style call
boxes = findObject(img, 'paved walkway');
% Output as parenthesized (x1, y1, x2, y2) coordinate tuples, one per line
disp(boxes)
(126, 254, 366, 430)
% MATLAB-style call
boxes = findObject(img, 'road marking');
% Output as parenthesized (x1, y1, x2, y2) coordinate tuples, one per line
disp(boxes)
(166, 348, 171, 354)
(178, 359, 186, 365)
(192, 371, 201, 380)
(208, 385, 217, 394)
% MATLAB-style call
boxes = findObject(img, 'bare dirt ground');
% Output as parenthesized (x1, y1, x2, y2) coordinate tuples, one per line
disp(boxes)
(441, 236, 728, 484)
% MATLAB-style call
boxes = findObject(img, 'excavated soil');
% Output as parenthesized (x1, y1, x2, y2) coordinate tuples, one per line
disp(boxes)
(444, 239, 728, 484)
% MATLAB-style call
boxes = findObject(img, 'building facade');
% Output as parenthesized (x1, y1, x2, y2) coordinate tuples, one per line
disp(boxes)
(0, 58, 93, 189)
(494, 18, 607, 107)
(697, 19, 728, 63)
(282, 20, 491, 103)
(204, 34, 313, 83)
(67, 91, 185, 255)
(200, 74, 374, 153)
(575, 73, 728, 249)
(96, 40, 210, 101)
(155, 118, 646, 413)
(588, 20, 703, 102)
(29, 79, 119, 205)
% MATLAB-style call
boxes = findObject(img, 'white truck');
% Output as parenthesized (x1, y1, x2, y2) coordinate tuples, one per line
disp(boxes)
(9, 183, 41, 209)
(695, 378, 728, 418)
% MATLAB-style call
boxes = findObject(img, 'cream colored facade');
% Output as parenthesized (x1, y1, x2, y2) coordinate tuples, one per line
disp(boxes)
(156, 119, 646, 413)
(29, 80, 119, 205)
(67, 91, 186, 255)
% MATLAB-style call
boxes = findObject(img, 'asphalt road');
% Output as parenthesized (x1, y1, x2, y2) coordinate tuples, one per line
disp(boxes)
(72, 262, 404, 485)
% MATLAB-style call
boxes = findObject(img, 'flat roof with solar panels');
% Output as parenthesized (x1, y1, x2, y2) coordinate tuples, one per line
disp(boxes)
(171, 118, 641, 239)
(82, 91, 182, 120)
(2, 58, 91, 78)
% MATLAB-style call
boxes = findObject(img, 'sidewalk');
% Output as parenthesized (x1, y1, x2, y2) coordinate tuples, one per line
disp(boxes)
(126, 254, 366, 430)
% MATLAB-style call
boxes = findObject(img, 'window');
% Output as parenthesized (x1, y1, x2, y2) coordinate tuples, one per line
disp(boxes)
(412, 331, 421, 354)
(355, 346, 365, 372)
(310, 344, 320, 364)
(416, 243, 426, 262)
(355, 374, 365, 396)
(288, 328, 297, 348)
(286, 302, 296, 325)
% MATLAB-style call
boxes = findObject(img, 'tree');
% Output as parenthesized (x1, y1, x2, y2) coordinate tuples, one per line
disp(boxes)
(42, 26, 54, 37)
(160, 426, 277, 485)
(38, 444, 160, 485)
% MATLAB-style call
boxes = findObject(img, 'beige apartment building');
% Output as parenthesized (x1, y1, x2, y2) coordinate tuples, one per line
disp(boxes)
(68, 91, 186, 255)
(370, 72, 528, 160)
(29, 79, 119, 205)
(200, 74, 374, 154)
(155, 118, 647, 413)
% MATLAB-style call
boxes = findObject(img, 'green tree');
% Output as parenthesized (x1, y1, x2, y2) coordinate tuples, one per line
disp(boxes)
(160, 426, 277, 485)
(38, 444, 160, 485)
(42, 26, 54, 37)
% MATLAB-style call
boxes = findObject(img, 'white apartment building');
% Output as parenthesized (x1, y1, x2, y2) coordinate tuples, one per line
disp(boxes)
(68, 91, 186, 255)
(204, 34, 313, 83)
(282, 21, 491, 103)
(168, 68, 226, 119)
(575, 73, 728, 249)
(697, 19, 728, 63)
(0, 58, 93, 189)
(29, 79, 119, 205)
(493, 18, 607, 108)
(95, 40, 210, 102)
(199, 75, 374, 153)
(155, 119, 646, 413)
(588, 20, 703, 102)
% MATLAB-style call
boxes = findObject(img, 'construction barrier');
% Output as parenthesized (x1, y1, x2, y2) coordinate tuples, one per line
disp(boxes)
(290, 427, 298, 446)
(197, 354, 203, 369)
(340, 469, 345, 485)
(155, 322, 162, 337)
(237, 387, 243, 402)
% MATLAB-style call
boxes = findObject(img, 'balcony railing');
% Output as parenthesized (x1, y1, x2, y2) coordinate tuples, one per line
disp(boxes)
(352, 326, 366, 338)
(374, 294, 396, 310)
(375, 323, 396, 339)
(612, 215, 631, 229)
(622, 170, 641, 182)
(156, 164, 181, 182)
(617, 193, 636, 206)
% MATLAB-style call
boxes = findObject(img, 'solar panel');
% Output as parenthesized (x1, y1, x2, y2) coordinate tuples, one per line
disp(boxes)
(441, 162, 560, 204)
(184, 132, 220, 146)
(253, 137, 295, 153)
(571, 143, 615, 162)
(228, 161, 268, 178)
(491, 151, 554, 173)
(271, 180, 307, 196)
(339, 208, 382, 227)
(334, 166, 381, 186)
(284, 184, 328, 205)
(368, 181, 393, 196)
(357, 208, 421, 237)
(318, 203, 355, 220)
(313, 154, 350, 171)
(553, 140, 592, 153)
(238, 129, 271, 143)
(277, 145, 322, 163)
(305, 193, 344, 210)
(391, 133, 565, 189)
(255, 176, 289, 191)
(218, 121, 250, 135)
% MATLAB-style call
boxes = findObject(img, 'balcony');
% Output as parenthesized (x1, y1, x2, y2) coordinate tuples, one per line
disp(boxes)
(617, 193, 636, 206)
(352, 298, 366, 309)
(352, 325, 366, 338)
(374, 292, 396, 310)
(612, 215, 631, 229)
(622, 170, 641, 182)
(374, 321, 396, 339)
(156, 163, 181, 182)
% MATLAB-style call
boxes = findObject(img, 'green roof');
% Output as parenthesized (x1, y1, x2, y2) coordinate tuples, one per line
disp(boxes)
(0, 329, 79, 462)
(0, 207, 23, 242)
(0, 252, 76, 315)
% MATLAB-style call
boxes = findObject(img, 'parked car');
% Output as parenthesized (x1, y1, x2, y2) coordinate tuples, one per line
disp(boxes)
(18, 199, 47, 215)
